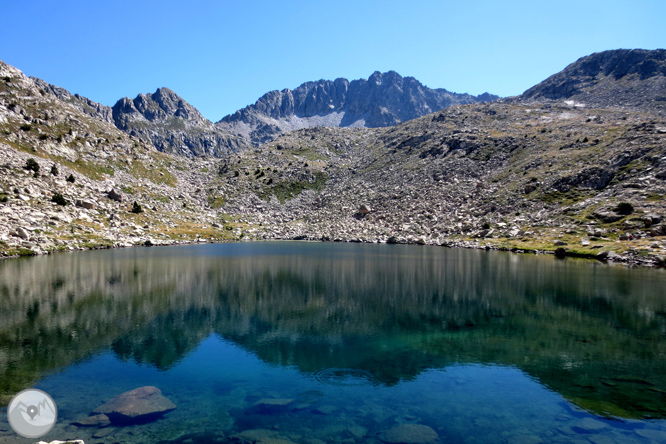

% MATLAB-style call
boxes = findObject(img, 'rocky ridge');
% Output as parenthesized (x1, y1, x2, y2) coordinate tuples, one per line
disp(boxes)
(112, 87, 247, 157)
(217, 70, 498, 145)
(31, 77, 114, 124)
(520, 49, 666, 114)
(33, 70, 499, 158)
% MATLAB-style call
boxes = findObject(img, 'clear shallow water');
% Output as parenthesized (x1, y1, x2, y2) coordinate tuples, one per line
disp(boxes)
(1, 241, 665, 443)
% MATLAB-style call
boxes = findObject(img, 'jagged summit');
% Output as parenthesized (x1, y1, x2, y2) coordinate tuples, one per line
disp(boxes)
(112, 88, 246, 157)
(27, 68, 500, 156)
(520, 49, 666, 112)
(114, 87, 207, 124)
(217, 71, 499, 145)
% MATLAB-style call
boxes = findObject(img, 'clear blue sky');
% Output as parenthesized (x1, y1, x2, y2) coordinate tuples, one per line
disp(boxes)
(1, 0, 664, 121)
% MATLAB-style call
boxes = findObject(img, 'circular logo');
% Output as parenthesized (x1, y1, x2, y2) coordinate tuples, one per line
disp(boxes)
(7, 389, 58, 438)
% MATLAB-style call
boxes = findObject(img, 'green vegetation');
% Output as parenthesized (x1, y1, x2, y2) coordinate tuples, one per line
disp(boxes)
(131, 201, 144, 214)
(285, 145, 328, 162)
(207, 195, 226, 209)
(538, 188, 596, 206)
(50, 163, 59, 176)
(615, 201, 634, 215)
(66, 174, 75, 183)
(127, 157, 177, 187)
(258, 171, 328, 204)
(24, 158, 39, 173)
(51, 193, 69, 206)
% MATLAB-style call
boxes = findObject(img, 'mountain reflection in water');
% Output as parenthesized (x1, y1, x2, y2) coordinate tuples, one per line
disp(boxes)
(1, 241, 665, 419)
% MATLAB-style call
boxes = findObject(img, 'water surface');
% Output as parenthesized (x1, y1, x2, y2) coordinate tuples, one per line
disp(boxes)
(1, 242, 665, 443)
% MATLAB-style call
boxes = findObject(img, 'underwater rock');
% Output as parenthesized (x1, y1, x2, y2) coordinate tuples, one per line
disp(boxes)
(72, 413, 110, 427)
(248, 398, 294, 414)
(571, 418, 610, 434)
(507, 435, 543, 444)
(377, 424, 439, 444)
(346, 425, 368, 438)
(230, 429, 297, 444)
(635, 429, 666, 441)
(91, 386, 176, 424)
(312, 405, 338, 415)
(92, 427, 116, 439)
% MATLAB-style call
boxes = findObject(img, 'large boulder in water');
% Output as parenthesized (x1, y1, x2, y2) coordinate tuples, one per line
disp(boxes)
(92, 386, 176, 424)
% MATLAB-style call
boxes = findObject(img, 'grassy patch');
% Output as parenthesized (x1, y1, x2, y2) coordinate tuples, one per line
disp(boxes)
(537, 189, 596, 206)
(159, 222, 231, 241)
(127, 159, 177, 187)
(207, 195, 226, 209)
(286, 146, 328, 162)
(258, 171, 328, 204)
(52, 157, 114, 180)
(1, 247, 37, 257)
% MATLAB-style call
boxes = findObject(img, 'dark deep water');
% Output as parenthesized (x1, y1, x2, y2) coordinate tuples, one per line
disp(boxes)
(1, 241, 665, 443)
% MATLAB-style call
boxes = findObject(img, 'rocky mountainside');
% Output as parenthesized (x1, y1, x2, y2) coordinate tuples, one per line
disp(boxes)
(0, 60, 244, 255)
(217, 71, 498, 145)
(31, 77, 114, 123)
(520, 49, 666, 113)
(207, 100, 666, 267)
(1, 50, 666, 267)
(112, 87, 247, 157)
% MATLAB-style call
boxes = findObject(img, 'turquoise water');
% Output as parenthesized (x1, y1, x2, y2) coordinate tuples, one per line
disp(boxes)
(1, 242, 666, 443)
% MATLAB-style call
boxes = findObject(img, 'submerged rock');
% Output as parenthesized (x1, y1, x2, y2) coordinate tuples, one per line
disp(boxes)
(92, 426, 116, 438)
(635, 429, 666, 441)
(507, 435, 543, 444)
(247, 398, 294, 414)
(571, 418, 610, 434)
(91, 386, 176, 424)
(230, 428, 297, 444)
(312, 404, 338, 415)
(72, 413, 110, 427)
(377, 424, 438, 444)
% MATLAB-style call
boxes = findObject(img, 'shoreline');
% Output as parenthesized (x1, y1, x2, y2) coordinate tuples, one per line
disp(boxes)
(2, 233, 663, 269)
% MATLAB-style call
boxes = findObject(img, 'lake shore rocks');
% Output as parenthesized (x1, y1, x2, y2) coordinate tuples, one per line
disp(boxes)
(91, 386, 176, 424)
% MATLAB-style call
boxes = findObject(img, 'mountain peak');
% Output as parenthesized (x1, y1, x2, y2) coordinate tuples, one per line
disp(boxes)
(111, 88, 245, 156)
(520, 48, 666, 112)
(218, 70, 498, 145)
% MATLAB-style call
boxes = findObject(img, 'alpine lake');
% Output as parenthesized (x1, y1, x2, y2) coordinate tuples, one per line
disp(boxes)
(1, 241, 665, 444)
